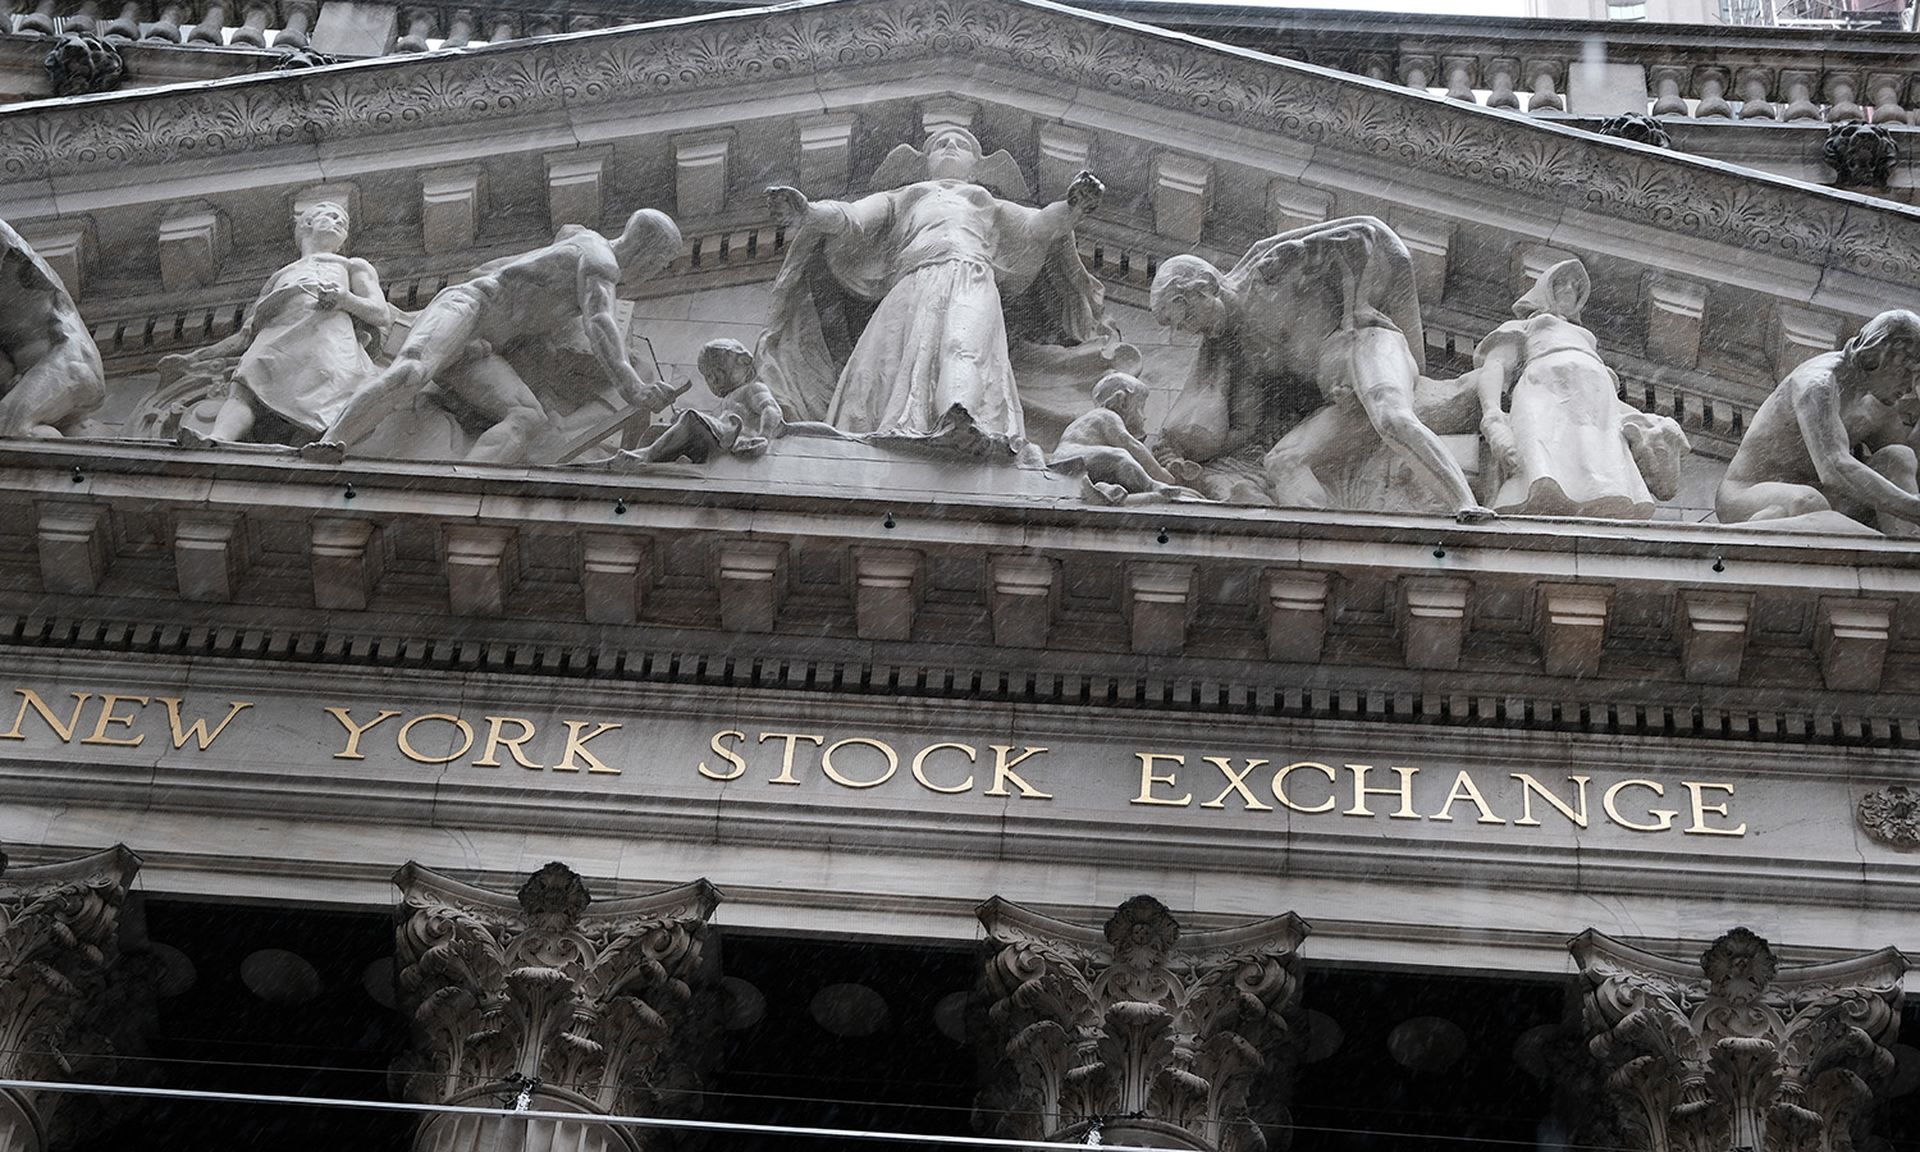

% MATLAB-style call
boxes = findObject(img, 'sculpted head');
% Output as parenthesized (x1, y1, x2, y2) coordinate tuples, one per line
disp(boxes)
(1839, 308, 1920, 403)
(1513, 259, 1590, 323)
(1151, 255, 1230, 337)
(613, 209, 682, 279)
(697, 338, 756, 396)
(294, 201, 350, 255)
(924, 127, 984, 181)
(1093, 371, 1151, 433)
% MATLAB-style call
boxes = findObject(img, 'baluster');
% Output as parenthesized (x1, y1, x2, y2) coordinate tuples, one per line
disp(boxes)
(1649, 65, 1688, 116)
(1694, 67, 1732, 118)
(486, 11, 518, 41)
(228, 0, 270, 45)
(187, 0, 227, 43)
(144, 0, 186, 39)
(1399, 53, 1436, 93)
(1779, 69, 1820, 120)
(1823, 73, 1863, 123)
(1867, 72, 1909, 125)
(1486, 57, 1521, 109)
(439, 5, 470, 45)
(102, 0, 141, 38)
(1442, 55, 1478, 103)
(17, 0, 57, 35)
(274, 0, 313, 47)
(1735, 66, 1777, 120)
(1525, 58, 1565, 112)
(394, 4, 435, 51)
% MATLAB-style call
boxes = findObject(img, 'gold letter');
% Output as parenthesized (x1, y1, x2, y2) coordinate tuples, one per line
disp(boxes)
(911, 742, 976, 794)
(1511, 774, 1589, 828)
(474, 716, 542, 769)
(1428, 770, 1505, 824)
(822, 737, 899, 788)
(324, 707, 400, 760)
(1602, 779, 1677, 832)
(557, 721, 622, 774)
(156, 698, 253, 751)
(1345, 764, 1421, 819)
(758, 732, 824, 785)
(985, 745, 1051, 799)
(1200, 757, 1273, 811)
(699, 730, 749, 781)
(1272, 762, 1337, 814)
(1, 690, 93, 742)
(81, 694, 149, 747)
(1682, 782, 1747, 837)
(397, 714, 476, 764)
(1132, 753, 1191, 806)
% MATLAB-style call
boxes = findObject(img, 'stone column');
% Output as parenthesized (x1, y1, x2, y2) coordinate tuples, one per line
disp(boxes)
(1571, 926, 1907, 1152)
(975, 895, 1306, 1152)
(0, 846, 141, 1152)
(392, 862, 720, 1152)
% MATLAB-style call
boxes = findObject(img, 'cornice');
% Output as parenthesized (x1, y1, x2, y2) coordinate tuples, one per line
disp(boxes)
(3, 0, 1920, 282)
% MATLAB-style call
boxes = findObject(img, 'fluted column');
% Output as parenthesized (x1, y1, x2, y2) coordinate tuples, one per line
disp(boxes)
(1572, 927, 1907, 1152)
(975, 895, 1306, 1152)
(392, 862, 720, 1152)
(0, 846, 141, 1152)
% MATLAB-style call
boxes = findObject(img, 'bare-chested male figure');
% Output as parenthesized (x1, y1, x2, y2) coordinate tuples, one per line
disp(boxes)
(1151, 216, 1492, 521)
(0, 219, 104, 438)
(306, 208, 683, 464)
(1717, 309, 1920, 534)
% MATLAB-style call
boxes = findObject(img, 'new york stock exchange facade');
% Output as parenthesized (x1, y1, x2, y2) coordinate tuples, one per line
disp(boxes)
(3, 0, 1920, 1149)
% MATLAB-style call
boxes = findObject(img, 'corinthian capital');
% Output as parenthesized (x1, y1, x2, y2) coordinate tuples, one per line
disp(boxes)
(1572, 927, 1908, 1152)
(0, 845, 141, 1152)
(976, 895, 1307, 1152)
(392, 862, 719, 1148)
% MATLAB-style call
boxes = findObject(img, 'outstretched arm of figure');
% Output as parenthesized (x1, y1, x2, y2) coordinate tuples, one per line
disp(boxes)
(768, 187, 893, 237)
(1794, 372, 1920, 523)
(576, 264, 674, 412)
(1009, 171, 1104, 242)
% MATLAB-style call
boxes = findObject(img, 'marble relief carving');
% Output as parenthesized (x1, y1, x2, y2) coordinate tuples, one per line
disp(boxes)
(762, 127, 1129, 455)
(163, 201, 390, 449)
(1857, 784, 1920, 849)
(1717, 310, 1920, 535)
(0, 219, 105, 440)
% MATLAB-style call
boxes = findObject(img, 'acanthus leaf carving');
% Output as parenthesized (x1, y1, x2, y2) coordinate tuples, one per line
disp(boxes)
(1572, 927, 1907, 1152)
(977, 894, 1306, 1152)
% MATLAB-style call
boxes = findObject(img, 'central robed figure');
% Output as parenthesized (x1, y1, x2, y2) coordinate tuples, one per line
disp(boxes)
(759, 127, 1126, 453)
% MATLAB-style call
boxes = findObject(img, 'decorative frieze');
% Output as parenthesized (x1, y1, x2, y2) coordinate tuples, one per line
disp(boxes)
(1857, 784, 1920, 849)
(0, 846, 141, 1152)
(393, 862, 719, 1152)
(1572, 927, 1907, 1152)
(976, 894, 1306, 1152)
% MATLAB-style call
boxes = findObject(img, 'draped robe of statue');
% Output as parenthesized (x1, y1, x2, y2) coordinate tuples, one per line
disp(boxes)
(758, 140, 1131, 452)
(232, 252, 383, 437)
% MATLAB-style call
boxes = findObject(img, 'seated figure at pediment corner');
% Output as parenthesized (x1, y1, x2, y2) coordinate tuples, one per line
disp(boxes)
(1149, 216, 1492, 520)
(0, 216, 106, 440)
(1717, 308, 1920, 537)
(161, 200, 390, 449)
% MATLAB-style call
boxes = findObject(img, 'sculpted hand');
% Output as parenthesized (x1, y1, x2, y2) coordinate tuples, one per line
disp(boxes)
(313, 281, 340, 310)
(627, 377, 691, 413)
(767, 186, 810, 228)
(1066, 170, 1104, 215)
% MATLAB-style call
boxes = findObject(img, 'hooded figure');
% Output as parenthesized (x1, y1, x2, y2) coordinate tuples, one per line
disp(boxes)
(1473, 258, 1687, 518)
(759, 128, 1130, 453)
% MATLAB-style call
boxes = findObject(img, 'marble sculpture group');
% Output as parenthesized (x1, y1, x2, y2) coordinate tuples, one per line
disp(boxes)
(8, 125, 1920, 534)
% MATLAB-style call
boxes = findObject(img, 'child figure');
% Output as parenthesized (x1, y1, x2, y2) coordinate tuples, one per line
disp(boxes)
(1051, 372, 1204, 504)
(626, 339, 785, 463)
